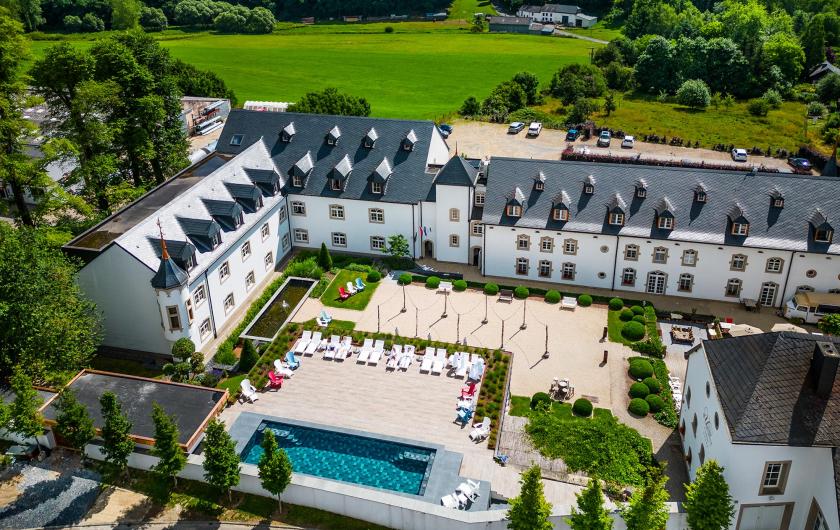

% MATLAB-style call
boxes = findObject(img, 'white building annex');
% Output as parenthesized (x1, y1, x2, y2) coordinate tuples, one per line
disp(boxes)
(680, 333, 840, 530)
(515, 4, 597, 27)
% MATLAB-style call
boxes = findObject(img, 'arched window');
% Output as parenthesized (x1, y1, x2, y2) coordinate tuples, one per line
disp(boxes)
(517, 234, 530, 250)
(678, 273, 694, 292)
(765, 257, 784, 273)
(725, 278, 742, 297)
(681, 249, 698, 266)
(622, 268, 636, 286)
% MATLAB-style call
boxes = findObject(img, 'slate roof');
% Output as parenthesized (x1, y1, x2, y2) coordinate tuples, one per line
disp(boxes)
(436, 156, 478, 187)
(217, 110, 441, 204)
(151, 253, 188, 289)
(704, 333, 840, 446)
(520, 4, 581, 13)
(481, 157, 840, 254)
(488, 16, 531, 25)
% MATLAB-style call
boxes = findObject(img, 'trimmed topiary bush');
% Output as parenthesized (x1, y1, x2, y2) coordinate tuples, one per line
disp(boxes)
(629, 358, 654, 379)
(630, 305, 644, 315)
(453, 279, 468, 292)
(629, 382, 650, 398)
(608, 297, 624, 311)
(572, 398, 593, 417)
(645, 394, 665, 413)
(643, 377, 661, 394)
(545, 290, 561, 304)
(239, 339, 260, 372)
(484, 283, 499, 296)
(514, 286, 530, 299)
(619, 308, 634, 321)
(530, 392, 551, 410)
(366, 270, 381, 282)
(398, 273, 412, 285)
(628, 398, 650, 416)
(622, 321, 646, 341)
(632, 314, 647, 324)
(426, 276, 441, 289)
(578, 294, 593, 306)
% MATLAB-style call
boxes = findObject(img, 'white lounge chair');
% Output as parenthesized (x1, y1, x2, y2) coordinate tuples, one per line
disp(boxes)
(456, 353, 469, 378)
(293, 330, 312, 353)
(335, 336, 352, 360)
(469, 418, 491, 442)
(561, 296, 578, 310)
(346, 281, 357, 295)
(398, 345, 414, 370)
(456, 479, 481, 500)
(441, 493, 461, 509)
(386, 345, 402, 370)
(419, 349, 434, 373)
(468, 355, 485, 381)
(431, 348, 446, 375)
(273, 359, 295, 378)
(356, 338, 372, 363)
(323, 335, 340, 360)
(368, 340, 385, 365)
(304, 331, 323, 355)
(447, 352, 461, 369)
(240, 379, 259, 403)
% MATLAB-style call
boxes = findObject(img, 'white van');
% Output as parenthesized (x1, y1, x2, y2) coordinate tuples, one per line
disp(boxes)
(784, 291, 840, 324)
(527, 122, 542, 137)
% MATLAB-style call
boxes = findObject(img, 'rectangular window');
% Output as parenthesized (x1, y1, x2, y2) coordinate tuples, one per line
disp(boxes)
(223, 293, 235, 315)
(653, 248, 668, 264)
(471, 221, 483, 236)
(241, 241, 251, 261)
(553, 208, 569, 221)
(219, 261, 230, 282)
(371, 182, 383, 194)
(517, 236, 530, 250)
(369, 208, 384, 223)
(264, 252, 273, 270)
(609, 212, 625, 226)
(329, 204, 345, 220)
(450, 234, 459, 247)
(449, 208, 460, 222)
(815, 229, 833, 243)
(294, 229, 308, 243)
(538, 260, 551, 278)
(292, 175, 302, 187)
(562, 262, 575, 280)
(732, 222, 749, 236)
(759, 462, 790, 495)
(624, 245, 638, 261)
(622, 269, 636, 286)
(507, 205, 521, 217)
(516, 258, 528, 275)
(193, 284, 207, 307)
(261, 223, 270, 241)
(658, 217, 674, 230)
(330, 179, 342, 191)
(564, 239, 577, 255)
(211, 231, 221, 249)
(186, 299, 194, 324)
(475, 191, 485, 206)
(282, 233, 290, 250)
(725, 279, 742, 297)
(166, 306, 181, 331)
(332, 232, 347, 247)
(682, 250, 697, 266)
(199, 318, 211, 340)
(278, 205, 287, 222)
(291, 201, 306, 216)
(245, 271, 255, 291)
(541, 238, 553, 252)
(370, 236, 386, 251)
(678, 274, 693, 292)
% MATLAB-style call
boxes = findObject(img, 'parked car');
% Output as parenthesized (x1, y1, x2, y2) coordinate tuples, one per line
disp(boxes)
(566, 129, 580, 141)
(5, 443, 48, 463)
(597, 131, 611, 147)
(731, 148, 748, 162)
(508, 122, 525, 134)
(438, 124, 452, 138)
(787, 157, 812, 171)
(527, 122, 542, 137)
(621, 135, 635, 148)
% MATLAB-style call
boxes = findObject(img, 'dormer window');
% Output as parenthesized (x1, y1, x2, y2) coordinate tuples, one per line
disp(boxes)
(773, 198, 785, 208)
(507, 205, 522, 217)
(732, 222, 749, 236)
(403, 129, 417, 151)
(584, 184, 594, 194)
(609, 212, 625, 226)
(331, 179, 342, 191)
(695, 187, 707, 203)
(815, 228, 834, 243)
(658, 217, 674, 230)
(810, 209, 833, 244)
(326, 125, 341, 145)
(211, 231, 221, 248)
(535, 181, 544, 191)
(229, 134, 243, 146)
(553, 208, 569, 221)
(364, 127, 378, 148)
(371, 182, 383, 194)
(280, 122, 295, 142)
(635, 179, 647, 198)
(293, 175, 302, 187)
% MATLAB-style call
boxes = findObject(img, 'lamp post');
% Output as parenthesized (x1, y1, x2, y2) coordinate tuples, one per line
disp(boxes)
(482, 293, 488, 325)
(401, 282, 407, 313)
(543, 324, 549, 359)
(441, 290, 448, 319)
(501, 319, 505, 349)
(377, 305, 380, 333)
(415, 307, 419, 337)
(456, 314, 460, 343)
(520, 297, 527, 330)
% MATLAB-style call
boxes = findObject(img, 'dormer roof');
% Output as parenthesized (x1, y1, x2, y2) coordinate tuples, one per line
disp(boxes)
(405, 129, 418, 145)
(292, 151, 314, 178)
(327, 125, 341, 143)
(224, 182, 262, 212)
(654, 196, 675, 216)
(364, 127, 378, 146)
(243, 167, 282, 195)
(332, 154, 353, 181)
(370, 157, 393, 184)
(203, 199, 244, 231)
(584, 174, 596, 186)
(534, 171, 546, 183)
(769, 187, 783, 200)
(728, 203, 747, 223)
(177, 217, 222, 252)
(508, 186, 526, 205)
(811, 208, 831, 229)
(607, 193, 626, 212)
(281, 122, 295, 141)
(553, 190, 571, 208)
(635, 178, 647, 190)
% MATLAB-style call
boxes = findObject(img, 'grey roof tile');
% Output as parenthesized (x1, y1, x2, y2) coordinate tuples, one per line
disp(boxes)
(435, 156, 478, 187)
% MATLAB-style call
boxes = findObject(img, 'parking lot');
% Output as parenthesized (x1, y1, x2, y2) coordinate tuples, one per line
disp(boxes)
(446, 121, 797, 172)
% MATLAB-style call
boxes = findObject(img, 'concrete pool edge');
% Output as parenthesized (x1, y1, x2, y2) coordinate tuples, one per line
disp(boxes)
(230, 411, 491, 510)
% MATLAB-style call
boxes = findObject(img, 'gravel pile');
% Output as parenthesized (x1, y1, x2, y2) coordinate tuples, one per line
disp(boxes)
(0, 465, 101, 529)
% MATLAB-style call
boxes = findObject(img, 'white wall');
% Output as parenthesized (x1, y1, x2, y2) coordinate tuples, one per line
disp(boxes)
(433, 184, 472, 264)
(783, 252, 840, 301)
(427, 129, 450, 167)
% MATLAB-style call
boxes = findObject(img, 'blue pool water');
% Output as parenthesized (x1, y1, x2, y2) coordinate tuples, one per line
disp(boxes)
(240, 421, 436, 495)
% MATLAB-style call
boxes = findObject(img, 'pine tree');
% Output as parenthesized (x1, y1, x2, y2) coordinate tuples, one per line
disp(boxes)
(620, 463, 669, 530)
(202, 418, 240, 502)
(54, 389, 95, 459)
(567, 479, 613, 530)
(151, 404, 186, 488)
(683, 460, 735, 530)
(99, 391, 134, 479)
(257, 429, 293, 512)
(507, 465, 552, 530)
(238, 340, 260, 372)
(318, 242, 332, 270)
(6, 371, 43, 445)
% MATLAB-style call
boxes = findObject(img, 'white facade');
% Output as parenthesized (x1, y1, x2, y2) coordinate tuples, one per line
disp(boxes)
(681, 346, 840, 530)
(431, 184, 473, 264)
(516, 5, 597, 27)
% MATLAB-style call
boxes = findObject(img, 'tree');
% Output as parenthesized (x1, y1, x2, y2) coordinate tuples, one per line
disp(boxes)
(817, 74, 840, 108)
(470, 13, 485, 33)
(548, 64, 607, 105)
(257, 429, 292, 511)
(802, 16, 827, 72)
(288, 87, 370, 117)
(384, 234, 410, 259)
(0, 224, 101, 384)
(507, 465, 552, 530)
(318, 242, 332, 270)
(620, 463, 669, 530)
(761, 32, 805, 82)
(163, 338, 202, 382)
(485, 80, 527, 113)
(54, 389, 95, 457)
(99, 391, 134, 478)
(6, 370, 43, 444)
(8, 0, 44, 31)
(818, 314, 840, 335)
(603, 62, 633, 91)
(63, 14, 82, 30)
(151, 403, 186, 487)
(460, 96, 480, 116)
(238, 339, 260, 372)
(140, 6, 167, 30)
(634, 36, 677, 94)
(603, 92, 616, 116)
(567, 97, 599, 124)
(683, 460, 735, 530)
(170, 59, 237, 105)
(567, 478, 612, 530)
(110, 0, 140, 29)
(512, 71, 540, 105)
(705, 38, 750, 98)
(676, 79, 711, 109)
(246, 6, 275, 33)
(202, 418, 240, 502)
(624, 0, 678, 39)
(82, 13, 104, 31)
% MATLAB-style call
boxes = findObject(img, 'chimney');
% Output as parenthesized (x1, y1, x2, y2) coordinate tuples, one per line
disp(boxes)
(811, 341, 840, 399)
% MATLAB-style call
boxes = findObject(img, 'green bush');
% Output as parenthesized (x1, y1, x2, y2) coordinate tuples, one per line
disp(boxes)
(545, 290, 561, 304)
(453, 279, 468, 292)
(366, 270, 381, 282)
(572, 398, 593, 417)
(578, 294, 592, 306)
(632, 336, 666, 358)
(384, 25, 394, 33)
(530, 392, 551, 410)
(238, 340, 260, 372)
(645, 394, 665, 413)
(285, 257, 324, 279)
(172, 337, 195, 360)
(426, 276, 441, 289)
(215, 343, 237, 365)
(629, 358, 654, 379)
(629, 382, 650, 398)
(398, 273, 412, 285)
(619, 308, 634, 321)
(514, 286, 530, 299)
(632, 315, 647, 324)
(608, 297, 624, 311)
(484, 283, 499, 296)
(747, 98, 770, 117)
(628, 398, 650, 416)
(630, 305, 644, 315)
(622, 321, 646, 341)
(643, 377, 661, 394)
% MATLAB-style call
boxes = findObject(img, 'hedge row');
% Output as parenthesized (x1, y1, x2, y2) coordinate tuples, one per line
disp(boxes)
(629, 356, 678, 428)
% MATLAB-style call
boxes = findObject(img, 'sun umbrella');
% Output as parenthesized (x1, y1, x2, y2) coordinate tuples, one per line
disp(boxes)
(728, 323, 763, 337)
(771, 323, 807, 333)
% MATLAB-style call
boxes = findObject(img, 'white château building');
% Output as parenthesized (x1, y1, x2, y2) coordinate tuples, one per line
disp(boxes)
(64, 111, 840, 358)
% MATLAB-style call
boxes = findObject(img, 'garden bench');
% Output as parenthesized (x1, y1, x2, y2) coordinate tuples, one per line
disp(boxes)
(499, 289, 513, 303)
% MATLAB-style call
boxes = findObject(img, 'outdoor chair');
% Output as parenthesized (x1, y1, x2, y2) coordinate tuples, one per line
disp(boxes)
(335, 336, 352, 360)
(456, 479, 481, 500)
(317, 310, 333, 326)
(438, 281, 453, 293)
(561, 296, 578, 310)
(240, 379, 259, 403)
(441, 493, 461, 509)
(273, 359, 294, 378)
(304, 331, 323, 355)
(346, 281, 357, 295)
(338, 286, 350, 300)
(469, 418, 491, 442)
(419, 349, 434, 373)
(499, 289, 513, 303)
(461, 382, 477, 398)
(293, 330, 311, 353)
(267, 371, 283, 390)
(431, 349, 446, 375)
(285, 350, 300, 369)
(355, 277, 366, 291)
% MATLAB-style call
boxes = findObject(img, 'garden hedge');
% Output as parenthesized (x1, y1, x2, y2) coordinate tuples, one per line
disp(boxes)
(531, 392, 551, 410)
(426, 276, 441, 289)
(632, 315, 647, 324)
(608, 297, 624, 311)
(619, 308, 634, 321)
(398, 273, 412, 285)
(453, 279, 468, 292)
(630, 305, 645, 315)
(366, 270, 381, 282)
(622, 320, 646, 341)
(628, 398, 650, 416)
(514, 286, 530, 299)
(643, 377, 662, 394)
(645, 394, 665, 413)
(629, 382, 650, 399)
(572, 398, 593, 417)
(484, 283, 499, 296)
(578, 294, 593, 306)
(545, 290, 561, 304)
(629, 358, 654, 379)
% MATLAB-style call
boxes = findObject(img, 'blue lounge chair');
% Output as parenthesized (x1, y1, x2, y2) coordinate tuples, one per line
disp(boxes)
(285, 351, 300, 370)
(317, 310, 333, 327)
(456, 407, 473, 425)
(355, 278, 366, 291)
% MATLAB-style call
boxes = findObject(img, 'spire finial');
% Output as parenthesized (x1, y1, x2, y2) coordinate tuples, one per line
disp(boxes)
(157, 218, 169, 260)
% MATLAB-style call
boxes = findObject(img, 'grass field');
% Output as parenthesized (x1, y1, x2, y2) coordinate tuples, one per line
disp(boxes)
(564, 22, 624, 42)
(321, 270, 379, 310)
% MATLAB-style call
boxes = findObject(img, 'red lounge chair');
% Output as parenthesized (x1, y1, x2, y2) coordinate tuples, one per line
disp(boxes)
(339, 286, 350, 300)
(267, 371, 283, 390)
(461, 382, 477, 398)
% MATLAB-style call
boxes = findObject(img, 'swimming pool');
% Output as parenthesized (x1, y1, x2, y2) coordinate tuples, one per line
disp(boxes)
(240, 421, 436, 495)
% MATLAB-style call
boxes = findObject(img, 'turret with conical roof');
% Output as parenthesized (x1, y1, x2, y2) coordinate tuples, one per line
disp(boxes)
(151, 236, 189, 289)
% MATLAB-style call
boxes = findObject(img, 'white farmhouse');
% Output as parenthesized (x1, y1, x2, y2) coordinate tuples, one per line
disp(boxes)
(516, 4, 597, 27)
(680, 333, 840, 530)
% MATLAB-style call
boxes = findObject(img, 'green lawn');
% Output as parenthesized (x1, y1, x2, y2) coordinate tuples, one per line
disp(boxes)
(321, 270, 379, 310)
(564, 22, 624, 42)
(216, 373, 247, 394)
(448, 0, 497, 20)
